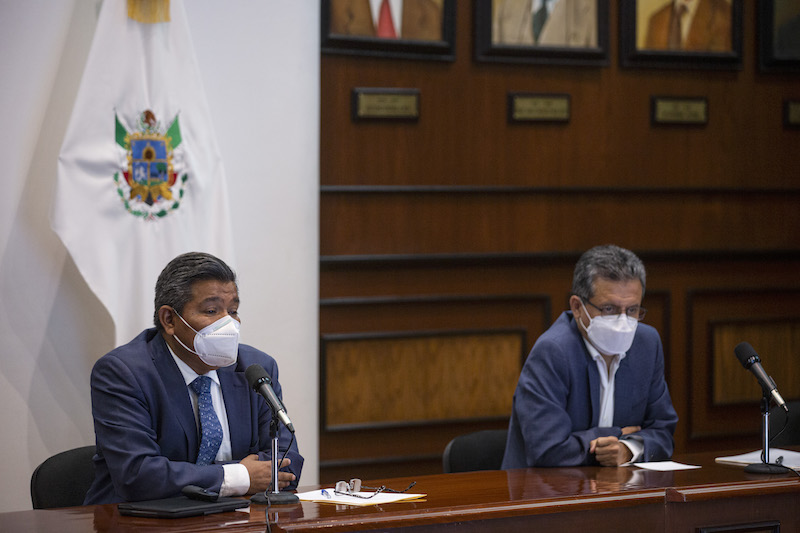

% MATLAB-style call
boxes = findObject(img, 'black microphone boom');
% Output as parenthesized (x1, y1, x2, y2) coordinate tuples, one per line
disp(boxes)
(734, 342, 788, 412)
(245, 364, 295, 433)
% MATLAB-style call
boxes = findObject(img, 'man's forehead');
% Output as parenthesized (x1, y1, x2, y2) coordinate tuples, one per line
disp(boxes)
(592, 277, 642, 296)
(189, 279, 239, 301)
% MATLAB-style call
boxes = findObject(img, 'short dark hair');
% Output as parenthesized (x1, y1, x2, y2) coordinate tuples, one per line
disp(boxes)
(153, 252, 237, 331)
(571, 245, 646, 300)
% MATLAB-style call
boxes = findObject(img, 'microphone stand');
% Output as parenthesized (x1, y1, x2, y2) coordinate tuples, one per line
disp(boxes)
(744, 391, 787, 474)
(250, 416, 299, 505)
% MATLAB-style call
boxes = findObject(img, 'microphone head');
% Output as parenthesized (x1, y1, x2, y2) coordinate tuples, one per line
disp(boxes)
(734, 342, 760, 369)
(245, 364, 271, 391)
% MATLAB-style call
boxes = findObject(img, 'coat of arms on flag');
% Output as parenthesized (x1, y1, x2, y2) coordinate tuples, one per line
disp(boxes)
(114, 110, 188, 220)
(53, 0, 236, 346)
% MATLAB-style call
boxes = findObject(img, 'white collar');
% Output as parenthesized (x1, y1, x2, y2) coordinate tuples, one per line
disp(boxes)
(166, 341, 220, 387)
(675, 0, 699, 19)
(581, 335, 628, 363)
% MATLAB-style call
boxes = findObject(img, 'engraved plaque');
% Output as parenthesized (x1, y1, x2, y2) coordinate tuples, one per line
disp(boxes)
(352, 88, 420, 121)
(508, 93, 570, 123)
(651, 96, 708, 125)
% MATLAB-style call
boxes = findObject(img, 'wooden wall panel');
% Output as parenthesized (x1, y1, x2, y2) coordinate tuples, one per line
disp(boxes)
(320, 258, 577, 301)
(687, 289, 800, 444)
(320, 294, 552, 334)
(713, 321, 800, 405)
(322, 331, 522, 428)
(318, 0, 800, 482)
(320, 190, 800, 256)
(317, 295, 550, 482)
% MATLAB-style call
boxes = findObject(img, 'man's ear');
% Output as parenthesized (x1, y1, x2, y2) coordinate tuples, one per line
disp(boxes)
(569, 295, 583, 316)
(158, 305, 177, 335)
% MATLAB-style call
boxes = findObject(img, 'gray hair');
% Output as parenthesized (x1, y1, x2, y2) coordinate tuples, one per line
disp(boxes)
(153, 252, 237, 331)
(571, 245, 646, 300)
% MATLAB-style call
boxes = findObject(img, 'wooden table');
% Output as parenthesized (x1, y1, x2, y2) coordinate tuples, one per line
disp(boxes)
(4, 449, 799, 532)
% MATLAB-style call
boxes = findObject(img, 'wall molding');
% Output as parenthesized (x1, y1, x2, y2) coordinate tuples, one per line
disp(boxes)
(321, 185, 800, 195)
(322, 250, 800, 266)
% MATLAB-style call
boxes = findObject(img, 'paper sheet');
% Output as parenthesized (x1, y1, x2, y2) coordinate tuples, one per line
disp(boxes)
(715, 449, 800, 470)
(632, 461, 701, 471)
(297, 489, 426, 507)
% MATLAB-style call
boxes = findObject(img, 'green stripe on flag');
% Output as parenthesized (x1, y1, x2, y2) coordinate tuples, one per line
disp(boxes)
(115, 114, 127, 147)
(167, 115, 182, 148)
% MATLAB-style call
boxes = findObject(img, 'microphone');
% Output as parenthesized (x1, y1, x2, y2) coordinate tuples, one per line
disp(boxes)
(734, 342, 788, 412)
(245, 364, 295, 433)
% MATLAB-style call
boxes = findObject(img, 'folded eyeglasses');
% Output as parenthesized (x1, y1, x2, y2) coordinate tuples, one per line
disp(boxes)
(333, 478, 417, 499)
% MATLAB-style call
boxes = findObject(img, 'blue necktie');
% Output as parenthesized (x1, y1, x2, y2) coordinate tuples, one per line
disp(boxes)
(190, 376, 223, 466)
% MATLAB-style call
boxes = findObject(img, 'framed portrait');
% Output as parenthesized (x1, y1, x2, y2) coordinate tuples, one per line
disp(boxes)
(474, 0, 609, 66)
(619, 0, 743, 70)
(759, 0, 800, 72)
(321, 0, 457, 61)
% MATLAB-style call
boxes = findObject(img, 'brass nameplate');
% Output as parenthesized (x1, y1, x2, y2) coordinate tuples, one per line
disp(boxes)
(652, 97, 708, 125)
(352, 88, 419, 120)
(509, 93, 570, 122)
(785, 100, 800, 128)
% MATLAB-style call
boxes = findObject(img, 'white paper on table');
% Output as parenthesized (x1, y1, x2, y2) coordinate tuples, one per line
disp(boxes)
(715, 449, 800, 470)
(297, 488, 426, 506)
(632, 461, 701, 471)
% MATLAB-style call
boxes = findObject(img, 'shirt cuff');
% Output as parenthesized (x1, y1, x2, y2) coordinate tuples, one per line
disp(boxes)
(620, 438, 644, 464)
(220, 463, 251, 497)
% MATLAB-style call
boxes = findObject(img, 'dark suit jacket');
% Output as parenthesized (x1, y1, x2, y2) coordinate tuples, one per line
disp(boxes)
(84, 328, 303, 504)
(644, 0, 731, 52)
(329, 0, 443, 41)
(502, 312, 678, 468)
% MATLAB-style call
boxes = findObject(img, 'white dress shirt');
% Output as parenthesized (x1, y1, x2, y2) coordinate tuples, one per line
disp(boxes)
(369, 0, 404, 37)
(532, 0, 556, 17)
(674, 0, 700, 46)
(169, 346, 250, 496)
(582, 338, 644, 462)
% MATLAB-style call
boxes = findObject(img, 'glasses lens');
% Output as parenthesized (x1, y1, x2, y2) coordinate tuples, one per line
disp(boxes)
(622, 307, 647, 320)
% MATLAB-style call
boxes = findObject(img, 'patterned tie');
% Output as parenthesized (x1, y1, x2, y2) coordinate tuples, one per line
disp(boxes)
(377, 0, 397, 39)
(532, 0, 550, 44)
(190, 376, 223, 466)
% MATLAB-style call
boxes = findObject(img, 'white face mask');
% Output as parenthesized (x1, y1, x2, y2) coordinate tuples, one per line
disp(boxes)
(172, 311, 240, 368)
(578, 300, 638, 355)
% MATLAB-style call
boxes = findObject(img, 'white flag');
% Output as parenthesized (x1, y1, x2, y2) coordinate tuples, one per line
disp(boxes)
(52, 0, 235, 346)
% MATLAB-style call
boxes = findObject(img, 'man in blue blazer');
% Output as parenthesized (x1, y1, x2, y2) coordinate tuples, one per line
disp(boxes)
(502, 245, 677, 469)
(84, 252, 303, 504)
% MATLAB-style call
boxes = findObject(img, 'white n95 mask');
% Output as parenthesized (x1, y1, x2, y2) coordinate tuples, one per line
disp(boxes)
(578, 301, 638, 355)
(173, 311, 240, 368)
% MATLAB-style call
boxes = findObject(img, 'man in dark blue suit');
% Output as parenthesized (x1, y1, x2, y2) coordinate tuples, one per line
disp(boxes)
(84, 252, 303, 504)
(502, 245, 677, 469)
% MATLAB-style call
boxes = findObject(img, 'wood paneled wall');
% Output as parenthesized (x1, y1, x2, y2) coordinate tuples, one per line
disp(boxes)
(319, 1, 800, 484)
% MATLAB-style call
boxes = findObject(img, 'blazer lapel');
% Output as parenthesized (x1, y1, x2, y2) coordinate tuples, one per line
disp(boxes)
(219, 364, 251, 459)
(583, 349, 601, 427)
(150, 335, 199, 457)
(613, 356, 632, 425)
